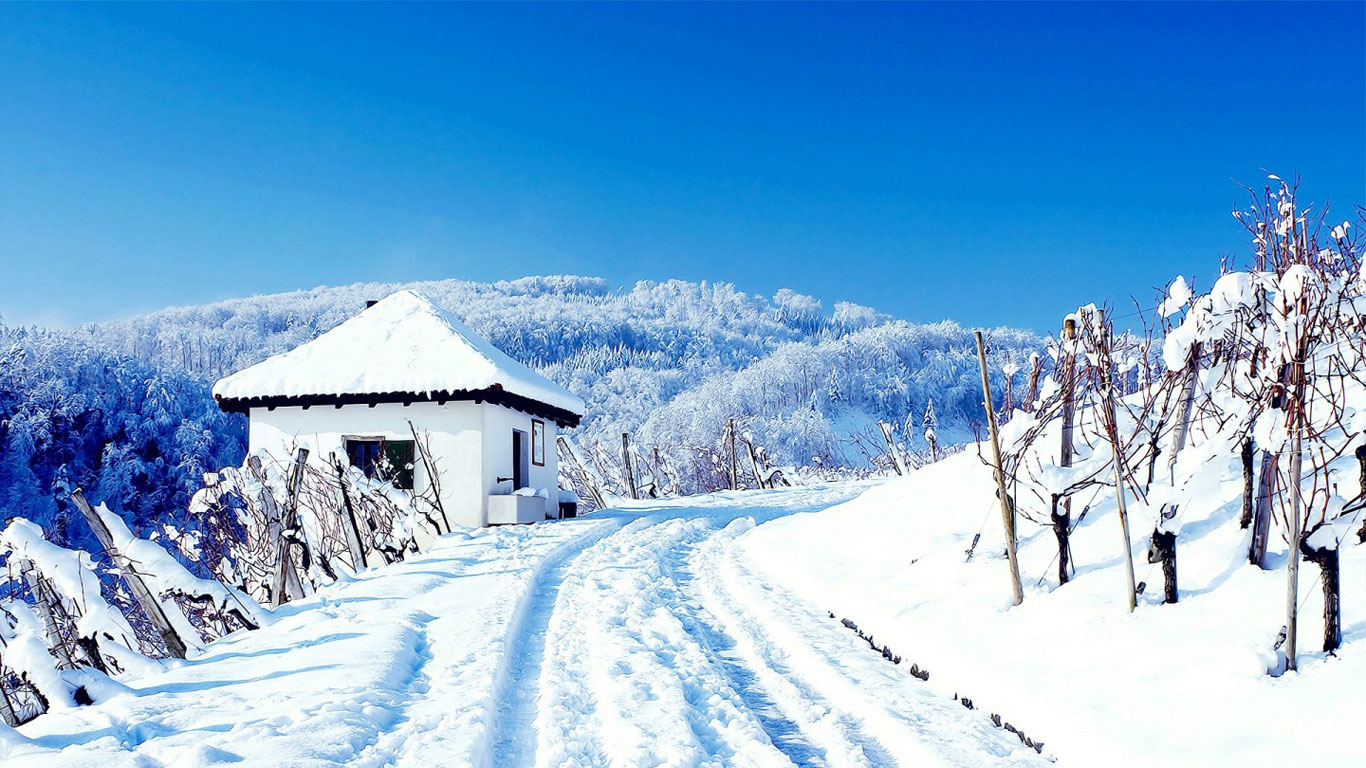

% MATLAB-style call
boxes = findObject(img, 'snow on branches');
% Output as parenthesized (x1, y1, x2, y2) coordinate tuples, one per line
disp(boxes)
(188, 449, 429, 606)
(973, 176, 1363, 666)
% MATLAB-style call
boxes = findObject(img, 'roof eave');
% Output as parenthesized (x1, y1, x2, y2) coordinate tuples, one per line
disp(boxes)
(214, 386, 582, 429)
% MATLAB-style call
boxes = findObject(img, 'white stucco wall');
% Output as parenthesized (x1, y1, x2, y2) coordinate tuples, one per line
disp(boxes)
(479, 403, 559, 518)
(247, 400, 560, 535)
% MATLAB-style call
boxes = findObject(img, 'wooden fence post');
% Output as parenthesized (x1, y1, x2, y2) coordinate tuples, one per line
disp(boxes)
(1100, 338, 1139, 614)
(270, 448, 311, 609)
(745, 438, 767, 489)
(1250, 451, 1276, 567)
(71, 489, 191, 659)
(332, 457, 368, 571)
(1023, 353, 1044, 413)
(558, 435, 606, 508)
(621, 433, 639, 500)
(1167, 342, 1202, 482)
(0, 682, 21, 727)
(974, 331, 1024, 606)
(879, 421, 904, 476)
(1059, 318, 1078, 517)
(19, 561, 77, 669)
(1238, 438, 1255, 529)
(727, 418, 739, 490)
(1286, 405, 1305, 671)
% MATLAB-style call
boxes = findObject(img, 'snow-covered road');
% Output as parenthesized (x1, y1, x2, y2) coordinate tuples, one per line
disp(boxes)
(7, 484, 1047, 768)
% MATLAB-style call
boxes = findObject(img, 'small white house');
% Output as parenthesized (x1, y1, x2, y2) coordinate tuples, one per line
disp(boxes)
(212, 290, 585, 533)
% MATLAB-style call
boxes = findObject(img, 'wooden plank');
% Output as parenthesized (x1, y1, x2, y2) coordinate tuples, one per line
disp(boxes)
(974, 331, 1024, 606)
(71, 489, 191, 659)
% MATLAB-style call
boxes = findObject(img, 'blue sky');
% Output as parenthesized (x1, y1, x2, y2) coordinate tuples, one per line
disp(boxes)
(1, 2, 1362, 333)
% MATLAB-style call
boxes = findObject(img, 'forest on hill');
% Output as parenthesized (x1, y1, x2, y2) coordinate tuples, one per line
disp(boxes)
(0, 276, 1042, 549)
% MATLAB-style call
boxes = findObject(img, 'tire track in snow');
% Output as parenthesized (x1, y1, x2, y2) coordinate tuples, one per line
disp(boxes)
(669, 545, 833, 768)
(531, 514, 799, 768)
(484, 519, 624, 768)
(715, 527, 1050, 768)
(677, 521, 895, 768)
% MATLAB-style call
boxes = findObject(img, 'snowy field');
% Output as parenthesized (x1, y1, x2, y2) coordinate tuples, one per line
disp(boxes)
(745, 450, 1366, 767)
(4, 484, 1050, 768)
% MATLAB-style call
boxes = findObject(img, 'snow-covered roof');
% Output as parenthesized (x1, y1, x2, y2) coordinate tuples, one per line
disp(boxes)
(213, 290, 584, 423)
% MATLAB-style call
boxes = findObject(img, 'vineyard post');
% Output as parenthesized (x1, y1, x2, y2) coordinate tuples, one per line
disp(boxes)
(974, 331, 1024, 606)
(621, 432, 639, 500)
(1100, 328, 1139, 614)
(71, 488, 191, 659)
(270, 447, 310, 609)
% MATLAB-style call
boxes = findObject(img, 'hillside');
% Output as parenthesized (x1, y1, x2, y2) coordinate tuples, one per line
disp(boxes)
(744, 438, 1364, 766)
(86, 276, 1041, 464)
(742, 183, 1366, 765)
(0, 276, 1041, 550)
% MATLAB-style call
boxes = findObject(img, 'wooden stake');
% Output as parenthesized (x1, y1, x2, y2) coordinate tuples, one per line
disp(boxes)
(270, 448, 310, 609)
(71, 489, 191, 659)
(19, 560, 77, 669)
(1286, 413, 1304, 671)
(727, 418, 739, 490)
(1238, 438, 1254, 529)
(620, 433, 639, 500)
(1023, 353, 1044, 413)
(1100, 344, 1139, 614)
(557, 435, 606, 508)
(879, 421, 903, 476)
(974, 331, 1024, 606)
(332, 457, 368, 571)
(1250, 450, 1276, 567)
(1059, 318, 1077, 521)
(745, 438, 766, 489)
(1167, 342, 1202, 482)
(0, 680, 22, 727)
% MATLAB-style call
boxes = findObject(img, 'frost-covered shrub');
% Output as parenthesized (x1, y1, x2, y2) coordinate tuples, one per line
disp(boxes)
(188, 451, 427, 605)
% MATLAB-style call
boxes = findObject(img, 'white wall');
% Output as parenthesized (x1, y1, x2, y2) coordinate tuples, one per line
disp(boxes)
(247, 400, 560, 533)
(479, 404, 559, 519)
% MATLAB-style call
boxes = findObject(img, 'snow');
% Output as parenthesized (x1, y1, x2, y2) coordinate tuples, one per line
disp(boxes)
(1209, 271, 1256, 314)
(5, 486, 1049, 767)
(93, 501, 265, 634)
(1158, 275, 1192, 318)
(212, 290, 585, 416)
(0, 519, 138, 651)
(743, 448, 1366, 767)
(0, 601, 73, 710)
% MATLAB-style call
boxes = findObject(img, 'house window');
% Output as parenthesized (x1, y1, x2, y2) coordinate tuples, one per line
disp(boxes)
(531, 419, 546, 466)
(344, 437, 415, 490)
